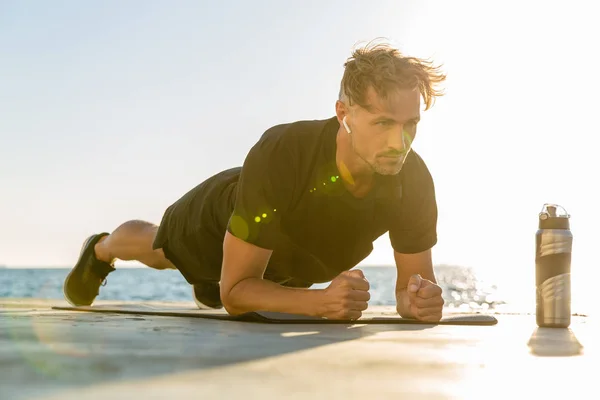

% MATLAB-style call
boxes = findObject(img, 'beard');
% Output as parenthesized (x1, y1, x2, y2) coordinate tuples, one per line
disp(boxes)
(370, 152, 410, 175)
(348, 129, 410, 176)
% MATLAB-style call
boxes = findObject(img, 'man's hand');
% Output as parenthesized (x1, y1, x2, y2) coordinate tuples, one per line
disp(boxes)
(320, 270, 370, 320)
(397, 274, 444, 322)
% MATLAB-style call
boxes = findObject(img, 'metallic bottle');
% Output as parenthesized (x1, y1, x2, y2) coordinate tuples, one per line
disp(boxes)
(535, 203, 573, 328)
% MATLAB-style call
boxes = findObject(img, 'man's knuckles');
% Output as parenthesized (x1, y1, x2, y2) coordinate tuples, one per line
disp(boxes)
(415, 287, 443, 300)
(351, 290, 370, 301)
(415, 306, 443, 319)
(348, 269, 365, 278)
(412, 296, 444, 308)
(341, 276, 369, 291)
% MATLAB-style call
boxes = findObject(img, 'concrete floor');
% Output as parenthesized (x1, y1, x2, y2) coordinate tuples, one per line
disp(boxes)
(0, 299, 596, 400)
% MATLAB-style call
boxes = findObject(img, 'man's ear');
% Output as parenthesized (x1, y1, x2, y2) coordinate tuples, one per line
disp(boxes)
(335, 100, 351, 131)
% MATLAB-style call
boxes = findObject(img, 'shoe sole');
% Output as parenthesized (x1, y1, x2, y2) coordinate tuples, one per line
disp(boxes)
(63, 234, 98, 307)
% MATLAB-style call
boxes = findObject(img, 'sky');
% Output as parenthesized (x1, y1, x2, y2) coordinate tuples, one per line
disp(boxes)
(1, 0, 599, 308)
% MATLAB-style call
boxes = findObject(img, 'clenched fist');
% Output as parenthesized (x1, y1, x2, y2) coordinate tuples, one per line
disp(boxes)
(320, 269, 370, 320)
(397, 274, 444, 322)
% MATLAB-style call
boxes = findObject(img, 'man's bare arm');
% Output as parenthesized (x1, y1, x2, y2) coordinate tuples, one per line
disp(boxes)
(394, 248, 443, 320)
(394, 248, 437, 291)
(219, 232, 370, 319)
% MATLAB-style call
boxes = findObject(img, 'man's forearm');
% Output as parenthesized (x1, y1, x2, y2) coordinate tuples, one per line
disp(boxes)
(223, 277, 324, 317)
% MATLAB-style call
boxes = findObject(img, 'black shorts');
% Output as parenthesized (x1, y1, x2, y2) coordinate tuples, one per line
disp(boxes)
(152, 168, 314, 288)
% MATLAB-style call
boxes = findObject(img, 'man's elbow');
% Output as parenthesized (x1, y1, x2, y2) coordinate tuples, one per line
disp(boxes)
(220, 279, 249, 316)
(222, 302, 243, 317)
(220, 286, 238, 316)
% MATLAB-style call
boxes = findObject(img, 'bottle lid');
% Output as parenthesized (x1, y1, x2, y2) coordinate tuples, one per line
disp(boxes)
(539, 203, 570, 229)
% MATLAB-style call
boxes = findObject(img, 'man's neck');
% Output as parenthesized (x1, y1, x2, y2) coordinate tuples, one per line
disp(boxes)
(335, 128, 375, 198)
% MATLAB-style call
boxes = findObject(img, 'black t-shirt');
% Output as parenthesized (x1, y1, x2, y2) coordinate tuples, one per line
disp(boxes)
(226, 116, 438, 283)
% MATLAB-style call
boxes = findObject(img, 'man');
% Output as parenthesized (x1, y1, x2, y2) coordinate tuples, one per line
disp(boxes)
(63, 40, 447, 322)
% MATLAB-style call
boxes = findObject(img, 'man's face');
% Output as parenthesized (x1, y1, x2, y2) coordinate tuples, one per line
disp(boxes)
(343, 86, 421, 176)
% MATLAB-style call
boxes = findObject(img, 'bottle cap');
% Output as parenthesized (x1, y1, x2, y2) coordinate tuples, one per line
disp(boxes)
(539, 203, 570, 229)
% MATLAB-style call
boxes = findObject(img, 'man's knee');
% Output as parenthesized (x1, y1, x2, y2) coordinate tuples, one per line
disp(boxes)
(145, 249, 177, 270)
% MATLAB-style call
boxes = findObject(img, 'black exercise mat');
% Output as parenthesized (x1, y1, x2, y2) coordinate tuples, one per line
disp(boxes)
(52, 304, 498, 325)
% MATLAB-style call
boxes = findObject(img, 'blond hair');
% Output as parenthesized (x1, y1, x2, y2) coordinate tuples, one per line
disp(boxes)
(339, 39, 446, 111)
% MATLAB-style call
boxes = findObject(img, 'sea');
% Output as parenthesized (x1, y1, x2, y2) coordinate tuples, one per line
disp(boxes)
(0, 264, 538, 314)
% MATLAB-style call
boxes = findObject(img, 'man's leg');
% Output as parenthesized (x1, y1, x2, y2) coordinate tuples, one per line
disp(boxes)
(94, 220, 175, 270)
(63, 219, 175, 306)
(101, 221, 225, 308)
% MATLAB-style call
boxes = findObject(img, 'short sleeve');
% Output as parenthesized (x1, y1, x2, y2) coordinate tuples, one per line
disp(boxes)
(388, 152, 438, 254)
(226, 136, 295, 250)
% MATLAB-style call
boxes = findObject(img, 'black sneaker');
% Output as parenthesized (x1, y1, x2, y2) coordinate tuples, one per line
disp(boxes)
(192, 281, 223, 309)
(63, 233, 116, 306)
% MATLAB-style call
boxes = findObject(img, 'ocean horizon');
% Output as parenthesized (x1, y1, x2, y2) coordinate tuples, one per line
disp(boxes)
(0, 264, 546, 315)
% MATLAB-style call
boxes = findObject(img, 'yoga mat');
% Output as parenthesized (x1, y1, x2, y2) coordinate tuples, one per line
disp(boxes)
(52, 304, 498, 325)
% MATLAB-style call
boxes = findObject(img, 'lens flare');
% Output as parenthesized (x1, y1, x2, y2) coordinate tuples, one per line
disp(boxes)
(229, 215, 249, 240)
(4, 278, 107, 379)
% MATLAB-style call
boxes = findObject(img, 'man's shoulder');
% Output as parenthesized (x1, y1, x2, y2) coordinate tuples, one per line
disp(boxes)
(402, 150, 433, 180)
(240, 116, 337, 183)
(393, 150, 436, 203)
(257, 116, 337, 149)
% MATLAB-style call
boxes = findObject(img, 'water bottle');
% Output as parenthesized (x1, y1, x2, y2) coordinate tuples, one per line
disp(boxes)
(535, 203, 573, 328)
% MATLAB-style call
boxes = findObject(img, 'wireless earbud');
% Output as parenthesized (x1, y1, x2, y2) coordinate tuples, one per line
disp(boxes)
(342, 116, 351, 134)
